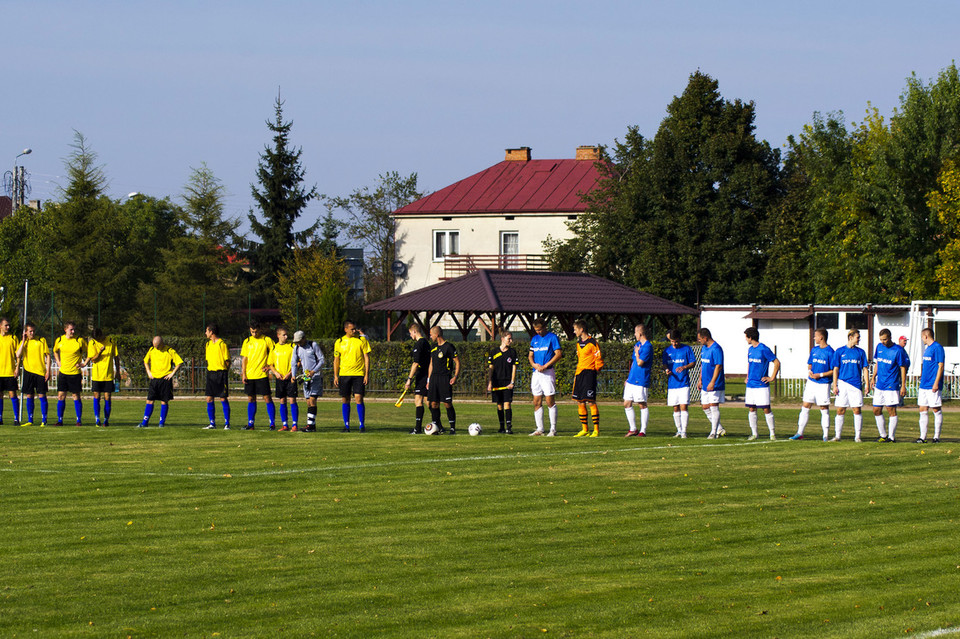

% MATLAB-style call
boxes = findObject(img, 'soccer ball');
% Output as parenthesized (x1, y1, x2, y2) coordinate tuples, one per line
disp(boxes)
(468, 422, 482, 436)
(424, 422, 440, 435)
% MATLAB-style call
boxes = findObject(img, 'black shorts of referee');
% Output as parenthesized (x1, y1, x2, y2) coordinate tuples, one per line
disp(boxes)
(428, 375, 453, 404)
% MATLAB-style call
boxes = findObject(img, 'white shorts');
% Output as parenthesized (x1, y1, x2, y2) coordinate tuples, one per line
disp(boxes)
(745, 387, 771, 408)
(623, 382, 648, 404)
(872, 389, 900, 407)
(802, 380, 831, 406)
(667, 387, 690, 406)
(917, 388, 943, 408)
(834, 380, 863, 408)
(530, 369, 557, 397)
(700, 390, 725, 405)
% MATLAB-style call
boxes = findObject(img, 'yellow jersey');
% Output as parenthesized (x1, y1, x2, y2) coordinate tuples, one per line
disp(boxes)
(205, 338, 230, 371)
(271, 343, 295, 377)
(21, 337, 49, 376)
(88, 338, 118, 382)
(54, 336, 86, 375)
(144, 346, 183, 379)
(0, 334, 19, 377)
(240, 335, 275, 380)
(334, 335, 371, 376)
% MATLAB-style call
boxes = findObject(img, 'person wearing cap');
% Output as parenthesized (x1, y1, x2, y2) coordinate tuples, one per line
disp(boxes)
(898, 335, 910, 407)
(292, 330, 325, 432)
(204, 322, 231, 429)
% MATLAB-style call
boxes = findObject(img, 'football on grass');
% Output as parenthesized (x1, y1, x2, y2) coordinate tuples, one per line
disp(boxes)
(468, 423, 482, 436)
(424, 422, 440, 435)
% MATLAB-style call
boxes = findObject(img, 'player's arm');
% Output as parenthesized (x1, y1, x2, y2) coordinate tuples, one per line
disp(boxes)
(762, 358, 780, 384)
(240, 356, 248, 383)
(362, 349, 370, 386)
(426, 358, 433, 389)
(16, 335, 27, 361)
(144, 353, 154, 380)
(899, 365, 907, 397)
(509, 361, 517, 388)
(528, 349, 539, 373)
(544, 348, 562, 370)
(708, 363, 721, 392)
(167, 358, 183, 381)
(934, 361, 945, 392)
(832, 366, 839, 394)
(863, 366, 871, 394)
(486, 357, 493, 392)
(451, 355, 460, 385)
(314, 343, 325, 374)
(333, 349, 341, 386)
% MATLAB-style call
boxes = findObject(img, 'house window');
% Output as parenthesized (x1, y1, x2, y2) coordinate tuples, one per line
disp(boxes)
(433, 230, 460, 261)
(815, 313, 838, 330)
(500, 231, 519, 269)
(934, 321, 959, 347)
(846, 313, 869, 330)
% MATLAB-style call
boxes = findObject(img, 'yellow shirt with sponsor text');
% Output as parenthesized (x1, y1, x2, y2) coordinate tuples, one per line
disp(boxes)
(271, 343, 295, 377)
(205, 338, 230, 372)
(0, 334, 19, 377)
(21, 337, 49, 377)
(88, 338, 118, 382)
(240, 335, 275, 380)
(334, 335, 371, 377)
(54, 336, 86, 375)
(144, 346, 183, 379)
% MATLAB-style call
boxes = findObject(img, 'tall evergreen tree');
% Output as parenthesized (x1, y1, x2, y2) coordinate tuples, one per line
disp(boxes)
(247, 95, 319, 297)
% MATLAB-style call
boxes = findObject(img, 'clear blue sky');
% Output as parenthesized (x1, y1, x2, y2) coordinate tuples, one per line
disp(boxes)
(4, 1, 958, 236)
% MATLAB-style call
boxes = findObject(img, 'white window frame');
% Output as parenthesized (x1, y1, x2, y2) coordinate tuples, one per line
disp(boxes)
(499, 231, 519, 269)
(433, 229, 460, 262)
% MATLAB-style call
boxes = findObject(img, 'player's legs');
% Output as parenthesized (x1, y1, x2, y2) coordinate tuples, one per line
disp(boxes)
(443, 400, 456, 433)
(574, 399, 590, 436)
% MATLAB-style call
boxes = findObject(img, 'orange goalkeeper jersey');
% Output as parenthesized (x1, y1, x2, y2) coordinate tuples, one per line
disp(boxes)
(575, 337, 604, 374)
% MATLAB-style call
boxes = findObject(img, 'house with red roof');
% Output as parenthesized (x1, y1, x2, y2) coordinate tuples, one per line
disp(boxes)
(392, 146, 603, 294)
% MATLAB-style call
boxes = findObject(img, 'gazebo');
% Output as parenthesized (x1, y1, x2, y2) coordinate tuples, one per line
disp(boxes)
(364, 269, 699, 341)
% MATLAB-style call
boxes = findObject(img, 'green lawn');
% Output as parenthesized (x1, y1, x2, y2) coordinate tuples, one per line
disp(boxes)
(1, 398, 959, 637)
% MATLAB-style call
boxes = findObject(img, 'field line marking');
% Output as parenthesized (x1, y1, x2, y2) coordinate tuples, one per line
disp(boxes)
(910, 628, 960, 638)
(0, 439, 775, 479)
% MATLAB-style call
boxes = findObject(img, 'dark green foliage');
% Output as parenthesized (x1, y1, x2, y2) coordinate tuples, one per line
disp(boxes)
(314, 283, 346, 338)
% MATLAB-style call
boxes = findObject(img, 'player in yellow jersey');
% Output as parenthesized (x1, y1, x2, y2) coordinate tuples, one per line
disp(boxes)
(138, 336, 183, 427)
(572, 320, 604, 437)
(16, 322, 51, 426)
(240, 320, 276, 429)
(270, 326, 299, 431)
(53, 321, 86, 426)
(87, 328, 119, 427)
(203, 322, 232, 429)
(0, 318, 21, 426)
(333, 320, 371, 432)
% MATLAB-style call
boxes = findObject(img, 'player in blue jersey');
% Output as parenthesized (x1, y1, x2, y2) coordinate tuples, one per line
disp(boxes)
(623, 323, 653, 437)
(789, 328, 835, 441)
(871, 328, 907, 442)
(830, 329, 870, 441)
(744, 327, 780, 440)
(662, 329, 696, 438)
(916, 328, 945, 443)
(528, 319, 562, 436)
(697, 328, 725, 439)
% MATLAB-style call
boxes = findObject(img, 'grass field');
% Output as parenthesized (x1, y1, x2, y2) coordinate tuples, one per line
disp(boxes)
(2, 398, 959, 638)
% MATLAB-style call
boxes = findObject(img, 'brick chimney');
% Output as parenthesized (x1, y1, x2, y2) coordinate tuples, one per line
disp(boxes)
(505, 147, 532, 161)
(575, 146, 600, 161)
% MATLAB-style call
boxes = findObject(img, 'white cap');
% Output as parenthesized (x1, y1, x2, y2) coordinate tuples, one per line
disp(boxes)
(293, 330, 305, 343)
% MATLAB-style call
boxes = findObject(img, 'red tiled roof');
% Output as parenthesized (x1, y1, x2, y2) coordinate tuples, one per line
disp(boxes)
(393, 159, 603, 216)
(365, 270, 698, 316)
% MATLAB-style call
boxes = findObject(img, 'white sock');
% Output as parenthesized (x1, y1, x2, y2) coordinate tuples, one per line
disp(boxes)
(820, 409, 830, 438)
(935, 410, 943, 439)
(711, 406, 721, 432)
(680, 410, 689, 436)
(765, 411, 776, 435)
(625, 406, 636, 431)
(534, 407, 544, 430)
(673, 411, 681, 433)
(834, 414, 844, 438)
(889, 415, 898, 439)
(703, 407, 715, 434)
(748, 411, 758, 436)
(640, 407, 649, 433)
(919, 412, 929, 440)
(797, 407, 809, 435)
(854, 413, 863, 439)
(875, 414, 887, 438)
(548, 405, 558, 431)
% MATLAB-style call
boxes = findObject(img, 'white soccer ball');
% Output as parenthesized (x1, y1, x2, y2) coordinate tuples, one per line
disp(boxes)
(424, 422, 440, 435)
(468, 422, 482, 436)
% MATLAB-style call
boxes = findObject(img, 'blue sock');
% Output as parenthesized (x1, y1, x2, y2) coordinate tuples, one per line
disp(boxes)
(279, 403, 288, 426)
(93, 398, 101, 422)
(357, 403, 366, 428)
(104, 399, 111, 421)
(222, 401, 230, 424)
(247, 402, 256, 425)
(143, 403, 154, 423)
(0, 396, 4, 420)
(342, 403, 350, 428)
(40, 397, 48, 422)
(74, 400, 82, 422)
(11, 397, 19, 422)
(291, 403, 299, 425)
(26, 397, 34, 422)
(207, 402, 216, 424)
(57, 400, 64, 422)
(159, 404, 169, 425)
(266, 402, 276, 427)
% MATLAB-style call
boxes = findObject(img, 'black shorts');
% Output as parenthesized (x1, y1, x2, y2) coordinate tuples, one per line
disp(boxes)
(58, 373, 82, 395)
(428, 376, 453, 404)
(412, 374, 428, 396)
(22, 371, 47, 395)
(572, 370, 598, 401)
(206, 370, 229, 399)
(491, 388, 514, 404)
(275, 377, 299, 399)
(0, 376, 17, 393)
(244, 377, 272, 398)
(147, 378, 174, 402)
(91, 380, 115, 393)
(338, 375, 365, 398)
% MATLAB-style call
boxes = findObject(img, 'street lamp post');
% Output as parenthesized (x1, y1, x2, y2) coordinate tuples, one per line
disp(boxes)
(13, 148, 32, 209)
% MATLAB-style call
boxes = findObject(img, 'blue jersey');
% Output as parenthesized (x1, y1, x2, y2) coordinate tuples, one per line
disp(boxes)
(873, 342, 907, 391)
(662, 344, 695, 389)
(745, 343, 777, 388)
(699, 342, 725, 391)
(920, 341, 946, 390)
(832, 345, 868, 389)
(626, 340, 653, 387)
(529, 332, 561, 368)
(807, 345, 835, 384)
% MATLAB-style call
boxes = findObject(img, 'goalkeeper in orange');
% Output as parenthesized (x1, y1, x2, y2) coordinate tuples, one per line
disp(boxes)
(572, 320, 604, 437)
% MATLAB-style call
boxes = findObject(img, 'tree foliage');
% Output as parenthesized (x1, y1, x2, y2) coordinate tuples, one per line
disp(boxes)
(275, 247, 347, 337)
